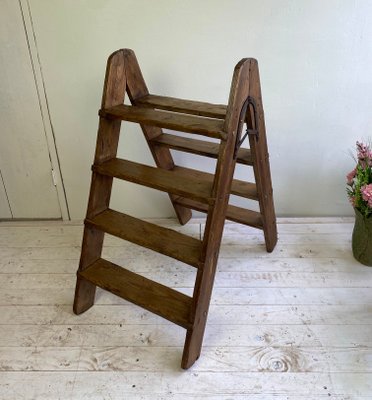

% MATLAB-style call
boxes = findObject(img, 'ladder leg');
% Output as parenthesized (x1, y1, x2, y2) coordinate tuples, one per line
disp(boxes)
(182, 59, 253, 368)
(123, 49, 192, 225)
(73, 50, 126, 314)
(247, 60, 277, 252)
(73, 223, 103, 314)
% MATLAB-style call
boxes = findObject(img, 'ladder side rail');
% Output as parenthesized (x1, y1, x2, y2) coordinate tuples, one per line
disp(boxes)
(123, 49, 192, 225)
(73, 50, 127, 314)
(246, 60, 277, 252)
(181, 58, 253, 369)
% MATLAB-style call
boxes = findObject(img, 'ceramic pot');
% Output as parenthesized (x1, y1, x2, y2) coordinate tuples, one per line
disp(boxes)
(352, 208, 372, 266)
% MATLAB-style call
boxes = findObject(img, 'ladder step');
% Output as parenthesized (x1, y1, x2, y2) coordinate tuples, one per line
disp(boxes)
(135, 94, 227, 119)
(151, 133, 253, 166)
(99, 105, 226, 140)
(174, 166, 258, 201)
(79, 258, 192, 329)
(174, 197, 263, 229)
(86, 209, 202, 268)
(93, 158, 214, 205)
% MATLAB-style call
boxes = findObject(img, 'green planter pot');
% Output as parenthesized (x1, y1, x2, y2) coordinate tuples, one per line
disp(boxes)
(352, 208, 372, 266)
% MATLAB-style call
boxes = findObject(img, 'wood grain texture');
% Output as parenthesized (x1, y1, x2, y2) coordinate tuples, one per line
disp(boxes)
(0, 215, 371, 398)
(86, 209, 202, 268)
(93, 158, 214, 205)
(79, 258, 192, 328)
(151, 133, 253, 165)
(100, 104, 226, 139)
(246, 59, 278, 252)
(173, 166, 258, 200)
(135, 94, 227, 119)
(73, 49, 127, 315)
(174, 196, 263, 228)
(123, 49, 192, 225)
(182, 58, 253, 368)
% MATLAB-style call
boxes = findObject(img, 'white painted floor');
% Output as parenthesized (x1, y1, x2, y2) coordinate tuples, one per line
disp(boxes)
(0, 217, 371, 399)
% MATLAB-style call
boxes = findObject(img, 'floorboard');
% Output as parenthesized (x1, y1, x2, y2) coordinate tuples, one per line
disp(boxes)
(0, 218, 371, 399)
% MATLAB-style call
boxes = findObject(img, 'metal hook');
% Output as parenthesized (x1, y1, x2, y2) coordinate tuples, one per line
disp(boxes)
(234, 96, 259, 159)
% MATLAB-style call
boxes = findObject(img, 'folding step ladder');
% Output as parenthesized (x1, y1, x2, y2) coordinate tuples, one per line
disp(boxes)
(73, 49, 277, 369)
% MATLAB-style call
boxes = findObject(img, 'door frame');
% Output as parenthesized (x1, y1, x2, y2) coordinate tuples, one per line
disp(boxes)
(18, 0, 70, 220)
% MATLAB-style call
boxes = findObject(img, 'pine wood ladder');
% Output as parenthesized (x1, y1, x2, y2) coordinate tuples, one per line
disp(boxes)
(73, 49, 277, 369)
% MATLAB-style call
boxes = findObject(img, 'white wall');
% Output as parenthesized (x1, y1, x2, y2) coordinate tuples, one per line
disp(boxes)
(28, 0, 372, 219)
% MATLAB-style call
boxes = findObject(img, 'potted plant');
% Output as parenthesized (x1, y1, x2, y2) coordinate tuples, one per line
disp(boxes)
(346, 141, 372, 266)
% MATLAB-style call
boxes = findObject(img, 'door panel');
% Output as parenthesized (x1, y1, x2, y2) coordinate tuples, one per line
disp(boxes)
(0, 0, 61, 218)
(0, 172, 11, 219)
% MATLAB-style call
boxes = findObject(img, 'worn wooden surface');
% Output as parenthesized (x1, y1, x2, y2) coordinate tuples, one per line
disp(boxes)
(86, 209, 202, 268)
(0, 218, 371, 398)
(151, 133, 253, 165)
(79, 258, 193, 328)
(135, 94, 227, 119)
(100, 105, 226, 140)
(93, 158, 214, 205)
(182, 58, 252, 368)
(73, 49, 127, 315)
(124, 49, 192, 225)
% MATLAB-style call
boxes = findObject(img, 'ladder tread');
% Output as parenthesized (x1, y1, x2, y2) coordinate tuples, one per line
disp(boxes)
(86, 209, 202, 268)
(174, 166, 258, 201)
(79, 258, 193, 328)
(93, 158, 214, 205)
(100, 105, 226, 140)
(151, 133, 253, 165)
(174, 197, 263, 229)
(135, 94, 227, 119)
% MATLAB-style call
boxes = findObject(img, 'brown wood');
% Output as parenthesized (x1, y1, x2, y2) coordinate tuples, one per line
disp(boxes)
(79, 258, 193, 328)
(86, 209, 203, 268)
(182, 59, 253, 369)
(74, 49, 277, 370)
(174, 196, 263, 229)
(123, 49, 192, 225)
(151, 133, 253, 165)
(73, 49, 127, 315)
(174, 166, 258, 200)
(100, 105, 227, 140)
(93, 158, 214, 205)
(246, 60, 277, 252)
(136, 94, 227, 119)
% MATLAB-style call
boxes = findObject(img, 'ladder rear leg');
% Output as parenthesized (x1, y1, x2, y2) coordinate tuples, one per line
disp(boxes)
(246, 60, 277, 252)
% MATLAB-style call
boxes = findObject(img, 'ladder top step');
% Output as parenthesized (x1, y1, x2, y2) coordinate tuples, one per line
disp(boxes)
(79, 258, 193, 329)
(135, 94, 227, 119)
(151, 133, 253, 166)
(86, 209, 203, 268)
(93, 158, 214, 205)
(99, 105, 227, 140)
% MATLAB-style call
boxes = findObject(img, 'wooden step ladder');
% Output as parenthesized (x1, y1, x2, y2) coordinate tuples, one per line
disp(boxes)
(73, 49, 277, 369)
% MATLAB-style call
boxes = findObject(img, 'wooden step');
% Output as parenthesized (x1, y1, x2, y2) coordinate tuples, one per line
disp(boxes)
(79, 258, 192, 328)
(135, 94, 227, 119)
(174, 166, 258, 201)
(86, 209, 202, 268)
(99, 105, 226, 140)
(93, 158, 214, 205)
(174, 197, 263, 229)
(151, 133, 253, 165)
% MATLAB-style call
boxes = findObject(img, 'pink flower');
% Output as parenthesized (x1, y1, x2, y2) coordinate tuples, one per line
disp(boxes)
(361, 184, 372, 208)
(349, 196, 356, 207)
(346, 168, 356, 185)
(357, 141, 372, 167)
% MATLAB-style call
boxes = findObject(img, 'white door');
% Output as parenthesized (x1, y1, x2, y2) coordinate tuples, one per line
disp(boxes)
(0, 0, 63, 219)
(0, 171, 11, 218)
